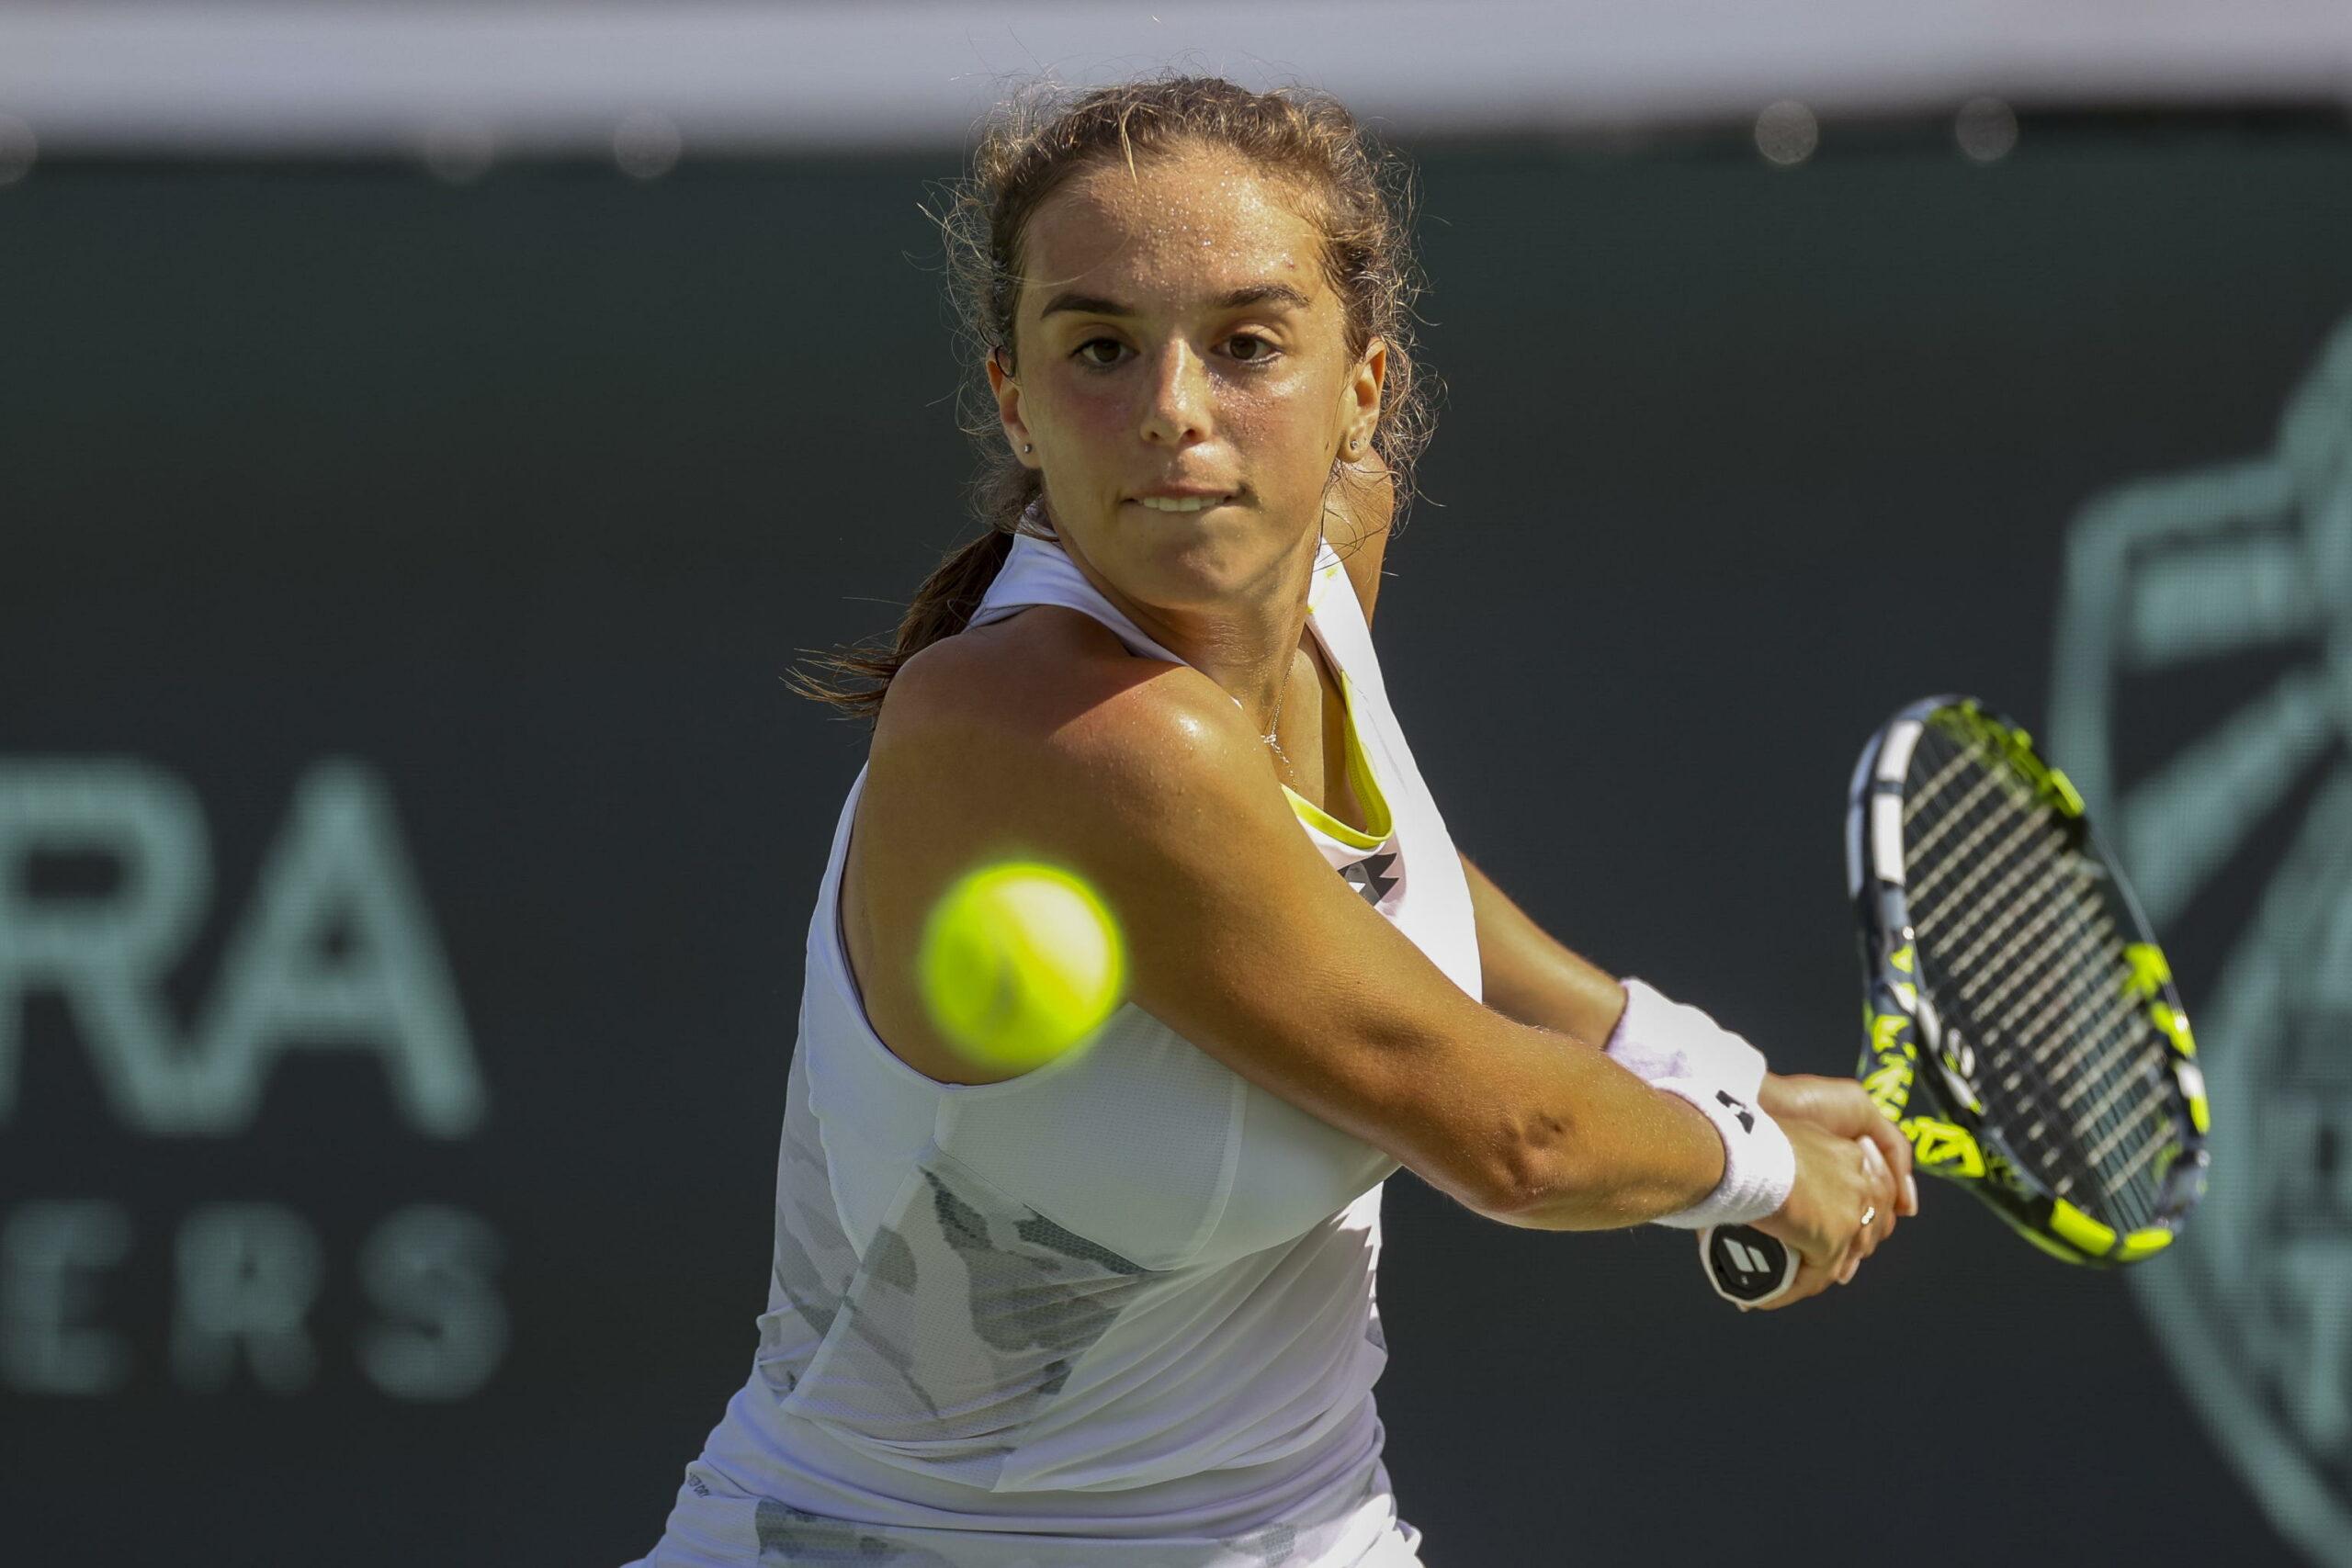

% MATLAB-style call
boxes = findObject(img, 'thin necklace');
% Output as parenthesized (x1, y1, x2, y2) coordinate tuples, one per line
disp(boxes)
(1261, 682, 1293, 771)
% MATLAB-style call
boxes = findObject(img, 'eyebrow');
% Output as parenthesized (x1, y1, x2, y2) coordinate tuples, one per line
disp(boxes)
(1036, 283, 1315, 321)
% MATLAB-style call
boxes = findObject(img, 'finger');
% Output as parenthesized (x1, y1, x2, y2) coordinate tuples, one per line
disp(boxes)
(1808, 1204, 1866, 1294)
(1792, 1080, 1895, 1143)
(1774, 1078, 1917, 1220)
(1856, 1137, 1899, 1250)
(1855, 1106, 1917, 1216)
(1749, 1198, 1853, 1310)
(1759, 1073, 1847, 1129)
(1824, 1143, 1890, 1285)
(1758, 1071, 1826, 1114)
(1754, 1248, 1842, 1311)
(1842, 1184, 1886, 1284)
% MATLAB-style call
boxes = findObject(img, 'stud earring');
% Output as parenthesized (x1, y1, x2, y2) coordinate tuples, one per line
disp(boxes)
(1021, 444, 1034, 454)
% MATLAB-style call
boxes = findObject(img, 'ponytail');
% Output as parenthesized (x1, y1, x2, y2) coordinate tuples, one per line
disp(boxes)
(784, 472, 1049, 721)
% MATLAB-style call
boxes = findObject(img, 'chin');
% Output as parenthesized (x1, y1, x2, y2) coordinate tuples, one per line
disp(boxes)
(1111, 512, 1268, 603)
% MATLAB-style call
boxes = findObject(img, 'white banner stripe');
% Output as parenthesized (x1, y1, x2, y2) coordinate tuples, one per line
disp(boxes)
(3, 2, 2351, 155)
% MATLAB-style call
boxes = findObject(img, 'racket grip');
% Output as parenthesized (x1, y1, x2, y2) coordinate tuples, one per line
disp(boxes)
(1700, 1224, 1796, 1307)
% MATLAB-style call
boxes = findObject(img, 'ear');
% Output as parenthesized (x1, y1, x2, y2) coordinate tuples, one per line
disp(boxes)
(1338, 336, 1387, 456)
(987, 346, 1036, 467)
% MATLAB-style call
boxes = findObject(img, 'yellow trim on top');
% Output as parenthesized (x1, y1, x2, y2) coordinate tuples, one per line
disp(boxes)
(1338, 672, 1392, 837)
(1283, 668, 1393, 850)
(1286, 791, 1385, 851)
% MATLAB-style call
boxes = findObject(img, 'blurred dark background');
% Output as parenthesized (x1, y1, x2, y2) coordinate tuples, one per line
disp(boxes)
(4, 17, 2350, 1562)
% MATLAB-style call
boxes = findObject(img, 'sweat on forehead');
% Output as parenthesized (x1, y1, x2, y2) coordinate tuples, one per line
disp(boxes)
(1070, 141, 1314, 205)
(1017, 151, 1329, 309)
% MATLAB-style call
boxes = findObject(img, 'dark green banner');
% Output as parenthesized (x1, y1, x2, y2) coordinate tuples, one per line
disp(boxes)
(3, 122, 2346, 1564)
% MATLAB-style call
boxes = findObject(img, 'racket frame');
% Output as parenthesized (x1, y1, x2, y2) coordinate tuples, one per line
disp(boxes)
(1848, 694, 2210, 1266)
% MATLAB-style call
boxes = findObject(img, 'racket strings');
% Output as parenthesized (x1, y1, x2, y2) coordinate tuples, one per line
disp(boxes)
(1912, 757, 2173, 1229)
(1895, 725, 2181, 1232)
(1903, 793, 2063, 928)
(1908, 743, 2171, 1226)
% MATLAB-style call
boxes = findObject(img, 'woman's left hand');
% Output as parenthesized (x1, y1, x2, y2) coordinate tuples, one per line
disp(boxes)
(1759, 1070, 1919, 1225)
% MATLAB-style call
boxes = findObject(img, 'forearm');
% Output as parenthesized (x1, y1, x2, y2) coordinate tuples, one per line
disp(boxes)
(1474, 1032, 1730, 1231)
(1457, 851, 1796, 1231)
(1463, 852, 1773, 1090)
(1461, 851, 1627, 1044)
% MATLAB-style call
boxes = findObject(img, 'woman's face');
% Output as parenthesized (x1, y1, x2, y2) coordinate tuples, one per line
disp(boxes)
(988, 142, 1383, 614)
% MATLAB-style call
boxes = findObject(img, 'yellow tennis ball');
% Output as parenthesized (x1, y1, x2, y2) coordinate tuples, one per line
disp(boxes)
(917, 862, 1126, 1072)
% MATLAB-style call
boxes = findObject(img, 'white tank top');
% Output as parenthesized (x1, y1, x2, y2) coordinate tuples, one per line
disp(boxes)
(630, 524, 1478, 1568)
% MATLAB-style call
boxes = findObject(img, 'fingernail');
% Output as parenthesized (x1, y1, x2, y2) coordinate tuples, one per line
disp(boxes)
(1905, 1174, 1919, 1213)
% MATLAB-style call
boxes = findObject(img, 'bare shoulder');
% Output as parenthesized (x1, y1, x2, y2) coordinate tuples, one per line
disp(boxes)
(845, 610, 1266, 1084)
(877, 607, 1254, 805)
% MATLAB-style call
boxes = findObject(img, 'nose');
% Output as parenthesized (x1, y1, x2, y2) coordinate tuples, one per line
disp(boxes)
(1136, 339, 1211, 448)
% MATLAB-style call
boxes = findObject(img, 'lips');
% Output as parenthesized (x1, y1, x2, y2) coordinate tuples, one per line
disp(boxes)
(1128, 491, 1233, 513)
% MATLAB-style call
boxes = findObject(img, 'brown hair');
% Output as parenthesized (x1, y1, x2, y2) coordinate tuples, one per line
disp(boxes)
(786, 72, 1437, 719)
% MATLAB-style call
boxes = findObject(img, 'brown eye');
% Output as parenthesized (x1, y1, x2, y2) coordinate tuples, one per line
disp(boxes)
(1228, 333, 1279, 364)
(1074, 338, 1127, 367)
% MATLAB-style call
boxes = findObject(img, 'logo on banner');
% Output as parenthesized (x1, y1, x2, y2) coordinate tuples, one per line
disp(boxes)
(0, 759, 503, 1403)
(2052, 318, 2352, 1565)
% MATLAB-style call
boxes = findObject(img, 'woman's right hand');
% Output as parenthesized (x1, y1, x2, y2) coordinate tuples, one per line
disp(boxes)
(1744, 1117, 1903, 1310)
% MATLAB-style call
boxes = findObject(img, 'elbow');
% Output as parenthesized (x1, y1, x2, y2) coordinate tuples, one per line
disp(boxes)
(1457, 1109, 1591, 1225)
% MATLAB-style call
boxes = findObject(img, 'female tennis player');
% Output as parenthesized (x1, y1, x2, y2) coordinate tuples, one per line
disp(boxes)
(629, 74, 1914, 1568)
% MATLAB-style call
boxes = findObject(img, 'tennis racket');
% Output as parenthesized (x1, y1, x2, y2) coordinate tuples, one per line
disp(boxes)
(1701, 695, 2211, 1305)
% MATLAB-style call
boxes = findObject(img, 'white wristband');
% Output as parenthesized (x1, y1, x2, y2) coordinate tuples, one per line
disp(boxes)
(1645, 1076, 1797, 1230)
(1605, 978, 1770, 1105)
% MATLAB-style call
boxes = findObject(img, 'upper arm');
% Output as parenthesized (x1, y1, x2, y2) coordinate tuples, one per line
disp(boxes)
(1457, 853, 1632, 1047)
(870, 631, 1538, 1215)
